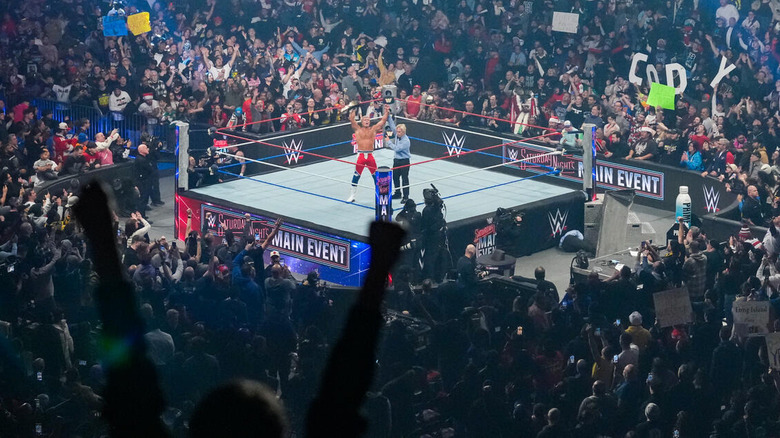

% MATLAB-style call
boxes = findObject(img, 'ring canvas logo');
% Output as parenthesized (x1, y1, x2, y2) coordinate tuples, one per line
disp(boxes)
(282, 138, 303, 164)
(442, 131, 466, 157)
(548, 209, 569, 237)
(702, 186, 720, 213)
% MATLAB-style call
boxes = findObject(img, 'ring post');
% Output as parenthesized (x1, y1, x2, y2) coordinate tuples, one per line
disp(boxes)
(375, 166, 393, 221)
(582, 123, 597, 201)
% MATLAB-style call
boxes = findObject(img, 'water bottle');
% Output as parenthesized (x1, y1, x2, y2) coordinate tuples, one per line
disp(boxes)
(675, 186, 692, 227)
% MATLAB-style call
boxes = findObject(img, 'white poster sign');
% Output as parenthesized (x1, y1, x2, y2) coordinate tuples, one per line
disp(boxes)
(653, 288, 693, 328)
(732, 301, 770, 336)
(552, 12, 579, 34)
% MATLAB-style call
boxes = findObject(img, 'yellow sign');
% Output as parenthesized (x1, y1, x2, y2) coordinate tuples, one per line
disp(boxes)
(127, 12, 151, 36)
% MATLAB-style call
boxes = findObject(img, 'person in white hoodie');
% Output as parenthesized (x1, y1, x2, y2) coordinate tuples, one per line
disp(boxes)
(108, 85, 131, 124)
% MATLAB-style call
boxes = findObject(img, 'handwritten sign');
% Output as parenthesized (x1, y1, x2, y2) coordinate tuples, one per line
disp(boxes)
(127, 12, 151, 36)
(102, 16, 127, 37)
(732, 301, 770, 336)
(646, 82, 676, 110)
(766, 333, 780, 370)
(552, 12, 579, 34)
(653, 288, 693, 328)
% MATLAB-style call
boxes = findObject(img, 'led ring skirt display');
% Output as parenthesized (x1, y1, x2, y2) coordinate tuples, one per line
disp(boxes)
(176, 115, 735, 287)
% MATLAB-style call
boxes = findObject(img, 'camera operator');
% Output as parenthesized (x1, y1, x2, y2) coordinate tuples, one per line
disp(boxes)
(494, 208, 525, 256)
(421, 186, 448, 282)
(395, 198, 422, 281)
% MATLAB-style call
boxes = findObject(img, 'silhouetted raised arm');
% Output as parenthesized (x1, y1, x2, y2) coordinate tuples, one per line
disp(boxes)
(73, 181, 169, 438)
(305, 221, 405, 438)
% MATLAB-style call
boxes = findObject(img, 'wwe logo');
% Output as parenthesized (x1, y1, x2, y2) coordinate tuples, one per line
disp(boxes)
(507, 148, 518, 162)
(282, 138, 303, 164)
(548, 209, 569, 237)
(442, 131, 466, 157)
(703, 186, 720, 213)
(206, 213, 216, 228)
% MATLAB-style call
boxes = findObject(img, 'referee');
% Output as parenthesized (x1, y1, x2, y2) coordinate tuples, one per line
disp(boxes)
(386, 115, 411, 202)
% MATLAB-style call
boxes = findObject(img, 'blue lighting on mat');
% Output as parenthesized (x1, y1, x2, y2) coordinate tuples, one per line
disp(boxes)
(442, 170, 559, 200)
(217, 170, 374, 210)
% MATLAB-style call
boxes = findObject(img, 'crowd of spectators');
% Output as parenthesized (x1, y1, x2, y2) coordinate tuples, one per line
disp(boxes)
(6, 0, 780, 436)
(4, 0, 780, 220)
(3, 164, 780, 438)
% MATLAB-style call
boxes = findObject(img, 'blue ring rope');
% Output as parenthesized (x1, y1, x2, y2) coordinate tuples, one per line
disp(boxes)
(217, 139, 353, 170)
(407, 136, 558, 172)
(217, 170, 375, 210)
(234, 139, 353, 162)
(442, 169, 561, 200)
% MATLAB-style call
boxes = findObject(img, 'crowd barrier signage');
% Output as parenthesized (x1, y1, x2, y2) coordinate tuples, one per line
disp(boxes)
(201, 204, 351, 271)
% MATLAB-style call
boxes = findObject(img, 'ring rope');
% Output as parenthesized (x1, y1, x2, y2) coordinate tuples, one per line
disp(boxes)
(218, 130, 360, 166)
(224, 139, 353, 166)
(397, 98, 555, 132)
(217, 150, 376, 190)
(216, 98, 381, 132)
(390, 130, 561, 171)
(395, 150, 563, 192)
(405, 135, 559, 172)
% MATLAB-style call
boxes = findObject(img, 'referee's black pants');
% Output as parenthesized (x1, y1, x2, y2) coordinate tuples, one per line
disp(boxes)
(393, 158, 410, 199)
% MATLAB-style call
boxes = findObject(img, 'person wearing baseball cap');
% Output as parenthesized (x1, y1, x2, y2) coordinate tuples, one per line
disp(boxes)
(560, 120, 580, 149)
(53, 122, 74, 164)
(405, 84, 423, 119)
(625, 311, 651, 352)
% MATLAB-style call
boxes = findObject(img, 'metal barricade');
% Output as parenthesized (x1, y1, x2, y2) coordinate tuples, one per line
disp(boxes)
(31, 98, 171, 149)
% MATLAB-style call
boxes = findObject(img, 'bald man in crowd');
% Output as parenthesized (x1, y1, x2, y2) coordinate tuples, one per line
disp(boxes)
(457, 244, 479, 289)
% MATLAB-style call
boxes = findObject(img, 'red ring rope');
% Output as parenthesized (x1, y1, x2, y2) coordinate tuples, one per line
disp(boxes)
(397, 97, 556, 132)
(389, 130, 562, 171)
(216, 98, 382, 132)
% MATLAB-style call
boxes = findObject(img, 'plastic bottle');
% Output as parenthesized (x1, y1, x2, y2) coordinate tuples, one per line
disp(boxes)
(675, 186, 692, 227)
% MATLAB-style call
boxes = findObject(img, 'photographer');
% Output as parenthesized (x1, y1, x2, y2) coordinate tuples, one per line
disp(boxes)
(420, 186, 448, 282)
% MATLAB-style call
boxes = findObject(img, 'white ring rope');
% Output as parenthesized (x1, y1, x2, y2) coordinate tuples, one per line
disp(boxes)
(216, 150, 376, 189)
(218, 148, 563, 195)
(394, 150, 564, 191)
